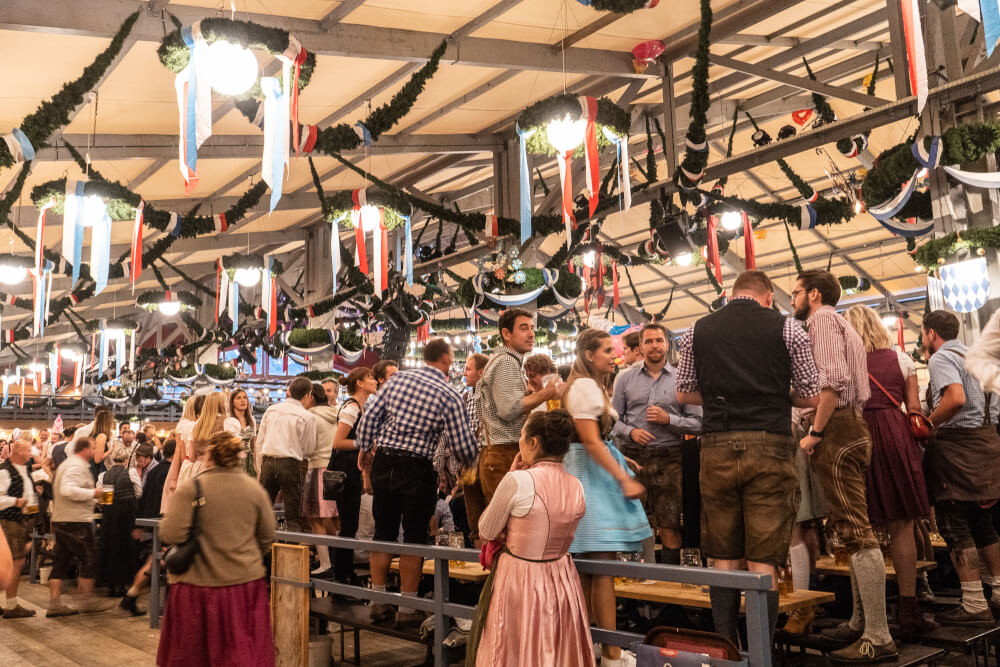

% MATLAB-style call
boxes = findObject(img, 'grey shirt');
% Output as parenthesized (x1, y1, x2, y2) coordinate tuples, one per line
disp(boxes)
(611, 361, 702, 449)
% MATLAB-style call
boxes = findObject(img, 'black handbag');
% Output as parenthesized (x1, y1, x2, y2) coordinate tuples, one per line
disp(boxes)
(164, 478, 204, 575)
(322, 469, 347, 500)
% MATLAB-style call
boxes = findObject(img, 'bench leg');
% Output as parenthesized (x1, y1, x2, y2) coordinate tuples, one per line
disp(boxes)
(354, 627, 360, 665)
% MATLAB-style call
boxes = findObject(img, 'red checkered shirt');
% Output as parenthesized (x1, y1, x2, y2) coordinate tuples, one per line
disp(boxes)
(804, 305, 870, 410)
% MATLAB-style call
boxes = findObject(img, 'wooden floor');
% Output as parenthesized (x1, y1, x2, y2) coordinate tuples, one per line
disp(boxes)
(0, 580, 440, 666)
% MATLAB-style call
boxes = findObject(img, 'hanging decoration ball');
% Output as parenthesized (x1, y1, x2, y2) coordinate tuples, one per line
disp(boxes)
(631, 40, 665, 75)
(720, 210, 743, 231)
(545, 115, 587, 153)
(207, 41, 259, 96)
(234, 267, 262, 287)
(978, 247, 987, 256)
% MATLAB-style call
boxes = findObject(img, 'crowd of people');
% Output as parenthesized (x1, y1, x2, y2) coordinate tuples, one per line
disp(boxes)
(1, 267, 999, 666)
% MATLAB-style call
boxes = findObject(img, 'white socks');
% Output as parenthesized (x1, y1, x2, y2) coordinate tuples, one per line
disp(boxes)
(983, 575, 1000, 604)
(4, 596, 19, 610)
(851, 548, 891, 645)
(847, 557, 864, 631)
(312, 546, 331, 573)
(789, 543, 810, 591)
(961, 581, 990, 613)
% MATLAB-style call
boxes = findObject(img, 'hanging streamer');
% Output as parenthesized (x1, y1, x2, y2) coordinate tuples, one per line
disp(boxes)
(130, 200, 144, 291)
(516, 125, 534, 244)
(1, 128, 35, 163)
(706, 216, 724, 293)
(404, 215, 413, 286)
(62, 181, 86, 285)
(981, 0, 1000, 56)
(175, 22, 212, 193)
(261, 77, 290, 212)
(214, 258, 223, 323)
(578, 96, 600, 216)
(35, 198, 54, 277)
(612, 261, 620, 308)
(229, 278, 239, 334)
(281, 36, 307, 156)
(99, 329, 109, 377)
(115, 332, 124, 379)
(900, 0, 928, 114)
(557, 150, 577, 250)
(330, 213, 344, 295)
(742, 211, 756, 269)
(90, 200, 112, 295)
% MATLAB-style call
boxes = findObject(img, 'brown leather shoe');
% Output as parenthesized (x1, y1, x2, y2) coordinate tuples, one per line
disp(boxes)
(2, 605, 36, 619)
(828, 638, 898, 664)
(781, 606, 815, 636)
(821, 622, 863, 645)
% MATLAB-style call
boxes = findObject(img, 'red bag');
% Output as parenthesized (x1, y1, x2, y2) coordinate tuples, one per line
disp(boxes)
(868, 373, 931, 440)
(480, 539, 503, 570)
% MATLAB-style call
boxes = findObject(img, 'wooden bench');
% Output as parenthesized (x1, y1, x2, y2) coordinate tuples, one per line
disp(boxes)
(391, 558, 489, 583)
(309, 596, 430, 665)
(614, 580, 834, 613)
(911, 622, 1000, 667)
(815, 555, 937, 580)
(776, 643, 944, 667)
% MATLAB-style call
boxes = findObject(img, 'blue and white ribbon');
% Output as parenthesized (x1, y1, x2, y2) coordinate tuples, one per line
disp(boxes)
(62, 181, 86, 285)
(337, 345, 364, 364)
(911, 136, 942, 170)
(261, 77, 289, 212)
(982, 0, 1000, 56)
(353, 122, 372, 146)
(403, 215, 413, 286)
(99, 329, 108, 377)
(867, 170, 920, 222)
(516, 124, 535, 244)
(2, 128, 34, 163)
(799, 205, 818, 230)
(174, 22, 212, 190)
(115, 333, 124, 379)
(330, 213, 345, 295)
(90, 203, 112, 295)
(229, 277, 239, 333)
(166, 212, 182, 237)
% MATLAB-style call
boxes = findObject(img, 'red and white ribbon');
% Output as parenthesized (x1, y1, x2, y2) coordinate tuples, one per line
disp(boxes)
(130, 200, 144, 292)
(212, 212, 228, 233)
(484, 213, 498, 239)
(578, 96, 600, 217)
(901, 0, 928, 114)
(706, 216, 724, 294)
(281, 36, 308, 156)
(351, 189, 369, 275)
(742, 211, 756, 270)
(557, 150, 577, 250)
(297, 124, 318, 154)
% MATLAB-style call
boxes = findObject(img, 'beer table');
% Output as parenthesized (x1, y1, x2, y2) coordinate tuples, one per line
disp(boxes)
(815, 555, 936, 580)
(614, 579, 834, 614)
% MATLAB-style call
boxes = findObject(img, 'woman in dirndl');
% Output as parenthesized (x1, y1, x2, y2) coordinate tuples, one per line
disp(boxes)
(562, 328, 651, 667)
(225, 389, 257, 477)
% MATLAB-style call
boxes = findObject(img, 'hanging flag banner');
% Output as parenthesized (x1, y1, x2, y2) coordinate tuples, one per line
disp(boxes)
(516, 124, 535, 244)
(212, 212, 228, 233)
(62, 181, 86, 285)
(940, 257, 990, 313)
(175, 21, 212, 193)
(261, 76, 290, 212)
(130, 200, 144, 291)
(900, 0, 928, 114)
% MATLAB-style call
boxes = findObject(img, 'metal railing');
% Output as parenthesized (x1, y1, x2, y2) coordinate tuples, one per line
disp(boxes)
(136, 519, 773, 666)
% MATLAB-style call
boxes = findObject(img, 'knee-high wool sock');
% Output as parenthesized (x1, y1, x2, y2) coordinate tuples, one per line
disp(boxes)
(852, 548, 892, 644)
(789, 542, 810, 591)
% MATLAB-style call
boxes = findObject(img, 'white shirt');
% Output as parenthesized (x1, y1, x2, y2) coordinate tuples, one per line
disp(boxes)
(0, 461, 36, 510)
(175, 418, 196, 460)
(967, 308, 1000, 393)
(478, 469, 536, 541)
(257, 398, 318, 461)
(565, 377, 619, 421)
(68, 421, 95, 455)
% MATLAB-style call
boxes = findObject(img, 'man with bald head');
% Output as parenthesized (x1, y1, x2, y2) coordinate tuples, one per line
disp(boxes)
(0, 438, 39, 617)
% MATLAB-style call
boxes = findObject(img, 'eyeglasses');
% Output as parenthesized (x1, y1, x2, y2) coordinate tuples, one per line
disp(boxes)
(790, 289, 805, 299)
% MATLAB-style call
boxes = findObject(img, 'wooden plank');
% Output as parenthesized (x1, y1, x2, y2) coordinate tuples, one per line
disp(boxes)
(613, 579, 835, 613)
(390, 558, 488, 583)
(272, 543, 310, 667)
(815, 555, 937, 580)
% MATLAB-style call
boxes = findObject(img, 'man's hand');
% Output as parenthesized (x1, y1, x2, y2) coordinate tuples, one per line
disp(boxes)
(93, 488, 105, 499)
(358, 451, 374, 474)
(14, 497, 26, 508)
(623, 456, 642, 474)
(541, 380, 564, 400)
(799, 434, 821, 456)
(646, 406, 671, 425)
(630, 428, 654, 445)
(362, 472, 373, 495)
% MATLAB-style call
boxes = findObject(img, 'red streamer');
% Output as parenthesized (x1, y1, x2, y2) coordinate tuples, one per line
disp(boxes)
(291, 48, 308, 156)
(742, 211, 756, 269)
(582, 96, 599, 216)
(612, 261, 620, 308)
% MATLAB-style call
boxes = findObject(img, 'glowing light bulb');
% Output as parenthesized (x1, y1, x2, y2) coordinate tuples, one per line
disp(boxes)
(234, 267, 261, 287)
(881, 314, 898, 328)
(583, 250, 596, 268)
(545, 115, 586, 153)
(720, 211, 742, 231)
(854, 200, 862, 215)
(674, 252, 693, 267)
(60, 348, 79, 361)
(158, 300, 181, 316)
(0, 263, 26, 285)
(359, 204, 380, 233)
(207, 41, 259, 96)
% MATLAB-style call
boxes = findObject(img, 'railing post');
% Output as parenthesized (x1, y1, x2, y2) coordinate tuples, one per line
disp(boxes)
(744, 588, 772, 667)
(434, 554, 449, 667)
(150, 524, 161, 629)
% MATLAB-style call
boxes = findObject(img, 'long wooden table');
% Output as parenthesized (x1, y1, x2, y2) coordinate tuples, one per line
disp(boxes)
(390, 559, 490, 583)
(815, 555, 936, 580)
(614, 579, 834, 613)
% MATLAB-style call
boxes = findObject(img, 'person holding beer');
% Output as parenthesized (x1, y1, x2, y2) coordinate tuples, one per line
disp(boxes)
(0, 438, 39, 618)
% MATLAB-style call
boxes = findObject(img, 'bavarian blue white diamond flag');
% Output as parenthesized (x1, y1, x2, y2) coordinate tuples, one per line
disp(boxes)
(940, 257, 990, 313)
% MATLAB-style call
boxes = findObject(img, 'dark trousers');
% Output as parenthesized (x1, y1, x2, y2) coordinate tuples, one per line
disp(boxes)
(261, 456, 306, 532)
(330, 451, 363, 582)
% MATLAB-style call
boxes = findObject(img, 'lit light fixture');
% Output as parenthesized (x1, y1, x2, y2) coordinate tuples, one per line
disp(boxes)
(881, 314, 898, 329)
(854, 200, 862, 215)
(158, 300, 181, 316)
(583, 250, 597, 268)
(674, 252, 694, 267)
(720, 211, 742, 231)
(60, 348, 79, 362)
(234, 267, 261, 287)
(359, 204, 381, 233)
(545, 114, 587, 153)
(207, 40, 259, 96)
(0, 263, 26, 285)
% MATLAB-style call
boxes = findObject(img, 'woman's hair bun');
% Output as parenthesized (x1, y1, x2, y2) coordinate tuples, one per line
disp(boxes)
(338, 376, 350, 387)
(524, 408, 577, 458)
(207, 431, 242, 468)
(544, 409, 576, 441)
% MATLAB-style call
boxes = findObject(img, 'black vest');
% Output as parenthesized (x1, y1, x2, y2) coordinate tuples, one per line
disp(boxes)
(692, 298, 794, 435)
(0, 460, 25, 521)
(103, 465, 136, 507)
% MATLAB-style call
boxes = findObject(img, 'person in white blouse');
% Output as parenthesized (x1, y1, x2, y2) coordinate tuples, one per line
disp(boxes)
(161, 394, 206, 512)
(0, 438, 39, 618)
(966, 308, 1000, 394)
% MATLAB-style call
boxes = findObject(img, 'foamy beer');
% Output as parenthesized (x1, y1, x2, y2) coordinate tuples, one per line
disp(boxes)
(101, 488, 114, 505)
(23, 503, 38, 515)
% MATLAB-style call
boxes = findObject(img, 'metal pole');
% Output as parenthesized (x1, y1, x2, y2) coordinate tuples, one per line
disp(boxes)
(434, 555, 449, 667)
(744, 588, 772, 667)
(150, 524, 161, 629)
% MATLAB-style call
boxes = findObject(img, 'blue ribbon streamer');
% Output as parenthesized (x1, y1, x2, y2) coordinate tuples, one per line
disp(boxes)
(516, 124, 532, 244)
(355, 122, 372, 146)
(115, 334, 123, 379)
(98, 330, 107, 377)
(331, 213, 344, 295)
(263, 77, 287, 212)
(71, 181, 85, 285)
(2, 381, 8, 407)
(92, 210, 111, 295)
(395, 230, 402, 273)
(9, 129, 34, 161)
(403, 215, 413, 286)
(230, 279, 239, 334)
(181, 26, 198, 177)
(984, 0, 1000, 57)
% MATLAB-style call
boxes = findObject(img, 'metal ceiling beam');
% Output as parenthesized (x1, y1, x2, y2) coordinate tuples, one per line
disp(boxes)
(661, 0, 806, 62)
(319, 0, 367, 31)
(0, 0, 652, 78)
(707, 53, 892, 107)
(716, 34, 886, 53)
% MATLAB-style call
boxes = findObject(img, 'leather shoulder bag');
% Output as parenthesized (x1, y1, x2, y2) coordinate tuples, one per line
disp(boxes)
(164, 477, 204, 575)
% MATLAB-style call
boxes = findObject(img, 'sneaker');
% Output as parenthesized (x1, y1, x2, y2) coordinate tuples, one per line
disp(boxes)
(935, 605, 995, 627)
(916, 576, 936, 602)
(821, 622, 863, 644)
(828, 638, 898, 664)
(46, 601, 79, 617)
(2, 605, 36, 619)
(75, 597, 117, 615)
(368, 602, 395, 623)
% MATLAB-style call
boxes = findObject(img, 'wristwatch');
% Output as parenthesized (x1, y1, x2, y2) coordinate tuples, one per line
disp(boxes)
(808, 428, 824, 439)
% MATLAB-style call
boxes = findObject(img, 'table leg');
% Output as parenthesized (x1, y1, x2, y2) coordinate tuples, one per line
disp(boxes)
(354, 626, 360, 665)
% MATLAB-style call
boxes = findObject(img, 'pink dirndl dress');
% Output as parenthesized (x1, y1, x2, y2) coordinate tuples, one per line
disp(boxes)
(470, 462, 594, 667)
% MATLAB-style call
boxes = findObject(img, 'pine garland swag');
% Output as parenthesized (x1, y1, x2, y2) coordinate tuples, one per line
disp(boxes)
(516, 94, 630, 156)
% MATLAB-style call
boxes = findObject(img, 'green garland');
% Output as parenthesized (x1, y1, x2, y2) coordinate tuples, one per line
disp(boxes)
(676, 0, 712, 194)
(589, 0, 660, 12)
(515, 94, 629, 156)
(839, 276, 872, 294)
(705, 189, 854, 229)
(861, 122, 1000, 219)
(325, 188, 410, 230)
(221, 253, 283, 276)
(913, 227, 1000, 270)
(286, 328, 335, 347)
(0, 12, 139, 171)
(297, 370, 340, 381)
(202, 363, 237, 380)
(157, 18, 317, 99)
(136, 290, 202, 310)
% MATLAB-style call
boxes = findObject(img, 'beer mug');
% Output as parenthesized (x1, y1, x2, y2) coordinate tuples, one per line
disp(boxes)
(543, 373, 561, 411)
(448, 532, 465, 568)
(100, 487, 114, 505)
(680, 548, 703, 589)
(23, 503, 38, 515)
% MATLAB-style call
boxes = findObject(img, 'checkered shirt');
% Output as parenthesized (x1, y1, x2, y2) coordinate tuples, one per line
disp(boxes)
(356, 366, 477, 466)
(805, 305, 870, 410)
(477, 347, 527, 445)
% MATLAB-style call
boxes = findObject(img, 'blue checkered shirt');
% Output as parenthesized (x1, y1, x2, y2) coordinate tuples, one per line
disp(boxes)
(356, 366, 478, 466)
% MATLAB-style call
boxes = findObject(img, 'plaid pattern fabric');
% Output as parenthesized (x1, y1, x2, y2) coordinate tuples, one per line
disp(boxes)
(929, 339, 1000, 429)
(478, 347, 527, 445)
(676, 297, 820, 399)
(433, 391, 478, 484)
(356, 367, 478, 465)
(805, 306, 870, 409)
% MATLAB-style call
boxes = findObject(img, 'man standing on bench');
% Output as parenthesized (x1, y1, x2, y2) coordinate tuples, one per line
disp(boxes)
(357, 338, 478, 629)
